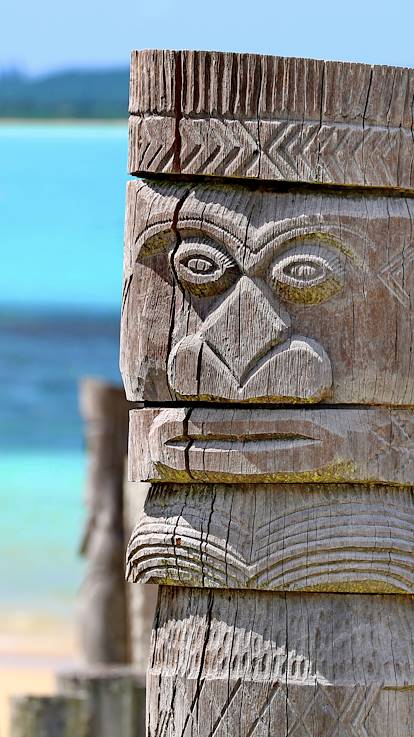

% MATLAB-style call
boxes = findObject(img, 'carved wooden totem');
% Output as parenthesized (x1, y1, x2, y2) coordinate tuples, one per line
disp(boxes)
(121, 50, 414, 736)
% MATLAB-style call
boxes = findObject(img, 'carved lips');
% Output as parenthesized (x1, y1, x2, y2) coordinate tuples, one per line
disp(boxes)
(129, 407, 413, 485)
(151, 410, 336, 481)
(131, 409, 350, 483)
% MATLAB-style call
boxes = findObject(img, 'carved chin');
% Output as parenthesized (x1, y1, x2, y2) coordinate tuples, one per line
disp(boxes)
(168, 335, 333, 403)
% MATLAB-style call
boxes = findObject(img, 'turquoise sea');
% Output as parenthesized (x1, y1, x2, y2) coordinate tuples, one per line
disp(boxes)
(0, 123, 128, 627)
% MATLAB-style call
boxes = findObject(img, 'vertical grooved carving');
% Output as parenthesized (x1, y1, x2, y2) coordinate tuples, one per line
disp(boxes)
(128, 50, 414, 188)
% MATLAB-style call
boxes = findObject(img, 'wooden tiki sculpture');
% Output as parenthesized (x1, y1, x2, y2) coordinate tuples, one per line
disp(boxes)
(121, 50, 414, 736)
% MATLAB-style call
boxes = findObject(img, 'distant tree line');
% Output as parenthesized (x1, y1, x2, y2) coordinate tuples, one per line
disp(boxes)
(0, 68, 130, 118)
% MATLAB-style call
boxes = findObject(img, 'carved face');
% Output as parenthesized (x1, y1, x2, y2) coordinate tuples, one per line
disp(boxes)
(121, 181, 414, 405)
(168, 235, 338, 403)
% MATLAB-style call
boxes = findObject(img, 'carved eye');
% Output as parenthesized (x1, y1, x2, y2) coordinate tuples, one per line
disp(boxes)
(186, 257, 215, 274)
(272, 243, 345, 304)
(174, 237, 238, 296)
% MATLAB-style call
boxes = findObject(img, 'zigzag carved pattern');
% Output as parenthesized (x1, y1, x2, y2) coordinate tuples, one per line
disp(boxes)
(286, 684, 380, 737)
(128, 116, 176, 174)
(149, 678, 382, 737)
(129, 115, 414, 189)
(378, 246, 414, 308)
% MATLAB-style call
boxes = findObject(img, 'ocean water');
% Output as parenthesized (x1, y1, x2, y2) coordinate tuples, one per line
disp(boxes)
(0, 124, 127, 627)
(0, 309, 121, 624)
(0, 122, 127, 308)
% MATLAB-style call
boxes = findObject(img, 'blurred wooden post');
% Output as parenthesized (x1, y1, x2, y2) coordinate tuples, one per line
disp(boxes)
(123, 475, 158, 673)
(10, 381, 153, 736)
(58, 668, 145, 737)
(122, 51, 414, 735)
(77, 378, 157, 670)
(10, 696, 89, 737)
(77, 378, 129, 664)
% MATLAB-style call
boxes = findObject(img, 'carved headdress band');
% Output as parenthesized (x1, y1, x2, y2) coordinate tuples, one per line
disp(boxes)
(129, 50, 414, 191)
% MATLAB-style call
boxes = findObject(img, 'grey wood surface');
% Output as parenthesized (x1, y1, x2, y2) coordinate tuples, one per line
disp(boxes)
(122, 49, 414, 737)
(121, 180, 414, 405)
(128, 50, 414, 189)
(128, 407, 414, 485)
(127, 482, 414, 593)
(146, 586, 414, 737)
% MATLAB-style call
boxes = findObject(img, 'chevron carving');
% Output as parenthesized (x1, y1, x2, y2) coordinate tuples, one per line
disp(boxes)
(128, 116, 176, 174)
(286, 684, 380, 737)
(148, 678, 382, 737)
(378, 246, 414, 308)
(129, 115, 414, 189)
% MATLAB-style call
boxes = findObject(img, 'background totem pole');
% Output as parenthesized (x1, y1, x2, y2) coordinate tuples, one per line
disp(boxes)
(77, 378, 129, 665)
(121, 50, 414, 735)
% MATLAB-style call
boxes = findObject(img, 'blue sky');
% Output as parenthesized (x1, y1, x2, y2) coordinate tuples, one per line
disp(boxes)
(3, 0, 414, 74)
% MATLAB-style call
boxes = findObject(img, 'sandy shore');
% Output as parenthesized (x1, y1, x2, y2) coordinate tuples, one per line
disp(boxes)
(0, 616, 78, 737)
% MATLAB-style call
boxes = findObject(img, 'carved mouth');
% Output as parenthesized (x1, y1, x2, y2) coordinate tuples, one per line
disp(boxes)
(165, 433, 318, 451)
(133, 407, 350, 483)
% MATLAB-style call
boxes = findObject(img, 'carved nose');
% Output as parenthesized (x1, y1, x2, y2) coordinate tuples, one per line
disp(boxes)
(201, 276, 291, 384)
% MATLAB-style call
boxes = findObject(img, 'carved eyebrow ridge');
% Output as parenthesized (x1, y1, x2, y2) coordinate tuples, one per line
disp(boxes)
(179, 215, 359, 263)
(136, 215, 363, 267)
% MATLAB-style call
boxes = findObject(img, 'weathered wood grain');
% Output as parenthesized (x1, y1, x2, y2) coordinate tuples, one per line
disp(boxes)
(121, 179, 414, 405)
(128, 50, 414, 189)
(127, 482, 414, 593)
(128, 407, 414, 485)
(147, 586, 414, 737)
(148, 677, 413, 737)
(122, 49, 414, 737)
